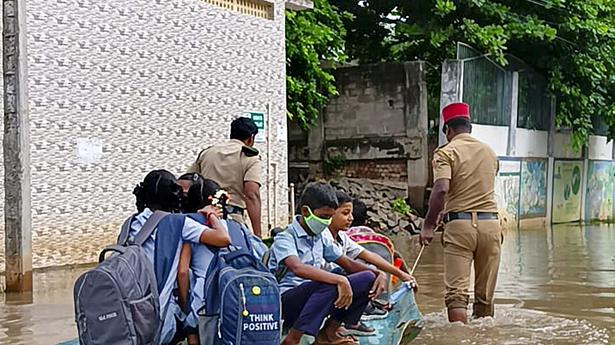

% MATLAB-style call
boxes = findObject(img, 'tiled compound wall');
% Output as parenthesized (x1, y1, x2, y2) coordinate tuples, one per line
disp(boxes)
(496, 157, 615, 226)
(441, 55, 615, 227)
(0, 0, 290, 269)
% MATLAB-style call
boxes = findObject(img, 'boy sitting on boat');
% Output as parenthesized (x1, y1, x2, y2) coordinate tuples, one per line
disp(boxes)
(324, 191, 416, 337)
(268, 182, 387, 345)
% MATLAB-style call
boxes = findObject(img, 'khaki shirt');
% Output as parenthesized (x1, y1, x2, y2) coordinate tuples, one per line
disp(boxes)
(433, 133, 498, 213)
(188, 139, 261, 209)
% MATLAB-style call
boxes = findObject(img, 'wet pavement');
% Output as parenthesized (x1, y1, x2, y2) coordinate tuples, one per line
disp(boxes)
(0, 224, 614, 345)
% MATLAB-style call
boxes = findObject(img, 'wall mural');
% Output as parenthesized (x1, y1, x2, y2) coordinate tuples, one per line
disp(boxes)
(519, 160, 548, 217)
(495, 160, 521, 218)
(552, 160, 583, 223)
(585, 161, 614, 221)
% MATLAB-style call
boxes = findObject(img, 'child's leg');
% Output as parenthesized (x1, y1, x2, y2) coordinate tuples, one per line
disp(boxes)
(323, 271, 376, 338)
(281, 281, 337, 337)
(187, 334, 199, 345)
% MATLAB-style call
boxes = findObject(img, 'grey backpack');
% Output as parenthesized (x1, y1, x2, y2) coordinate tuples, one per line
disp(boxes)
(73, 211, 167, 345)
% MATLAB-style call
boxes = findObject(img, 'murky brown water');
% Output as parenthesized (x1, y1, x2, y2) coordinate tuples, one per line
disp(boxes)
(398, 224, 614, 345)
(0, 224, 614, 345)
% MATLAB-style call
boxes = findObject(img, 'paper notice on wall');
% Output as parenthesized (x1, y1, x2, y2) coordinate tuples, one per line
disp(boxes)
(277, 122, 286, 142)
(76, 137, 103, 164)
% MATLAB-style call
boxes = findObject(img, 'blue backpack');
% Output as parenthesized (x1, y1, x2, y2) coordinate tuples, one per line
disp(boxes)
(186, 214, 281, 345)
(199, 249, 281, 345)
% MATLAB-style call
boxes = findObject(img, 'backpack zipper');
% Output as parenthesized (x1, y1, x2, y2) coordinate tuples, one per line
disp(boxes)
(115, 254, 144, 297)
(75, 275, 89, 340)
(98, 269, 137, 340)
(239, 283, 248, 317)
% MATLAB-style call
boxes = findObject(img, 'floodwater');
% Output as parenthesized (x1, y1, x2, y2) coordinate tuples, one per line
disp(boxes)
(0, 224, 614, 345)
(398, 224, 615, 345)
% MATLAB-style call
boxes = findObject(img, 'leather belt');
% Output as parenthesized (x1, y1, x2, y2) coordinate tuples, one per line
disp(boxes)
(225, 205, 245, 215)
(443, 212, 498, 223)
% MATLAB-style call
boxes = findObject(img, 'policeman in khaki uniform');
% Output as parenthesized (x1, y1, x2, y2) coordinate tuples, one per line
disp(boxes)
(420, 102, 502, 323)
(189, 117, 263, 237)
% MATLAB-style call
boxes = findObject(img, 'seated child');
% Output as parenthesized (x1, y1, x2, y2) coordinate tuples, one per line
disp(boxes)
(176, 172, 229, 345)
(130, 169, 230, 345)
(324, 191, 416, 336)
(268, 182, 387, 345)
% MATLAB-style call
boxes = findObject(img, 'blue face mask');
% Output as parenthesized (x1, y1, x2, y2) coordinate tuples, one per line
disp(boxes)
(304, 207, 332, 235)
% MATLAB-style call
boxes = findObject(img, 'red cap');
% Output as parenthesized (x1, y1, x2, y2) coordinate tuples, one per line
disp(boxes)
(442, 102, 470, 124)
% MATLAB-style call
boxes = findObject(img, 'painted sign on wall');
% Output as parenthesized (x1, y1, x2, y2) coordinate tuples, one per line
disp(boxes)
(519, 160, 548, 218)
(552, 160, 583, 223)
(495, 160, 521, 218)
(585, 161, 614, 221)
(243, 112, 266, 143)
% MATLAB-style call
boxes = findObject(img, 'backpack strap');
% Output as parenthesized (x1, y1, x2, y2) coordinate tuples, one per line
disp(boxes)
(226, 220, 252, 251)
(117, 215, 136, 245)
(134, 211, 170, 246)
(153, 215, 185, 293)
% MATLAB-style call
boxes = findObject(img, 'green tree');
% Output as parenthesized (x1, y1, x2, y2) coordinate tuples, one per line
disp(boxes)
(336, 0, 615, 149)
(286, 0, 350, 129)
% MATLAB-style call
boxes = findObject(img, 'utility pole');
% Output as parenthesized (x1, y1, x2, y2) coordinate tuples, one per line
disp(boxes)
(3, 0, 32, 294)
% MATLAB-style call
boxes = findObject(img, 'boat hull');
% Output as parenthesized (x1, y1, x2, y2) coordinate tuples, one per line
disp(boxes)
(298, 287, 423, 345)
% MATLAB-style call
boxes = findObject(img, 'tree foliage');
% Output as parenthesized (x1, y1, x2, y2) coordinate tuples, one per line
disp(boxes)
(285, 0, 350, 130)
(333, 0, 615, 149)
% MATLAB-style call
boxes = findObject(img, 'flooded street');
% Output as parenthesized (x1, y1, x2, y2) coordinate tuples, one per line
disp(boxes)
(399, 224, 615, 345)
(1, 224, 614, 345)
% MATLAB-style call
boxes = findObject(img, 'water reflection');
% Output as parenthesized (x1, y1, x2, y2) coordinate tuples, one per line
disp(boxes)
(0, 225, 613, 345)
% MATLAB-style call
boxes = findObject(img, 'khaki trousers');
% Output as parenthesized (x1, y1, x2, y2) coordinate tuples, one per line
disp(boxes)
(442, 216, 502, 317)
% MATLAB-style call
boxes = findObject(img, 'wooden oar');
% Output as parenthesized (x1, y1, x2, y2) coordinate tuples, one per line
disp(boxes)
(410, 244, 426, 275)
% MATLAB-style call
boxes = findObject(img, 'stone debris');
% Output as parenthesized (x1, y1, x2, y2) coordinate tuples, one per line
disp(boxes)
(295, 177, 423, 235)
(332, 178, 423, 234)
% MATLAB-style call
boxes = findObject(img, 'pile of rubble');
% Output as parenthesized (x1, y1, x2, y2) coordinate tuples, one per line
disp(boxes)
(292, 177, 424, 235)
(332, 178, 423, 235)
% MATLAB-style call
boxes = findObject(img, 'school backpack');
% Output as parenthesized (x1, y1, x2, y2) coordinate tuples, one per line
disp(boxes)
(198, 248, 281, 345)
(73, 211, 167, 345)
(348, 226, 395, 300)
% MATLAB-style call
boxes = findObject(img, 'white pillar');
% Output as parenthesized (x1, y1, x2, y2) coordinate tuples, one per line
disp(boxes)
(507, 72, 519, 156)
(438, 60, 463, 146)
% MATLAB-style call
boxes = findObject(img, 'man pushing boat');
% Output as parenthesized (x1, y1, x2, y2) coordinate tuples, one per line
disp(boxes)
(420, 102, 503, 323)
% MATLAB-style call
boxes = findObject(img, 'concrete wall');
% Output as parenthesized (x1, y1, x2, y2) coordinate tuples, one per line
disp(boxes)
(516, 129, 548, 158)
(554, 132, 582, 159)
(472, 125, 509, 157)
(588, 135, 613, 160)
(289, 62, 429, 209)
(1, 0, 291, 269)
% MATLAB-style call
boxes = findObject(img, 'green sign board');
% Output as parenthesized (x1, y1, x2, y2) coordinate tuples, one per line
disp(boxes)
(243, 112, 266, 143)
